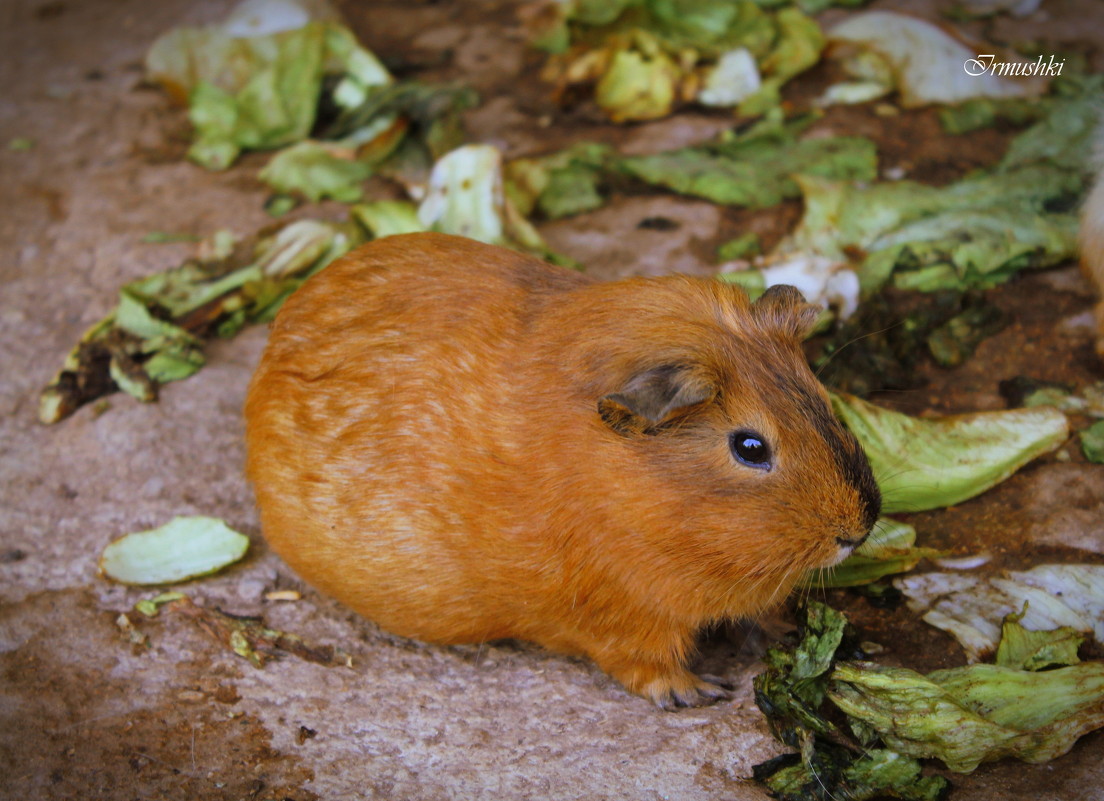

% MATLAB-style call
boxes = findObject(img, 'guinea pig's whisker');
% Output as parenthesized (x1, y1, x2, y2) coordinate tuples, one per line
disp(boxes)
(809, 759, 846, 801)
(813, 320, 904, 380)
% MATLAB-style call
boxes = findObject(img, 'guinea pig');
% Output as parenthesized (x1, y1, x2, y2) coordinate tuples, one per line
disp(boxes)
(244, 232, 881, 709)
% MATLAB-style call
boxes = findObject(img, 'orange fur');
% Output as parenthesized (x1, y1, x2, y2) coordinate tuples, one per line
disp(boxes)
(244, 233, 879, 708)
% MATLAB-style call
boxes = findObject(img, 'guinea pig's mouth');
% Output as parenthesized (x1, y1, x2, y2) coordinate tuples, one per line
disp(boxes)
(836, 532, 869, 550)
(828, 531, 870, 566)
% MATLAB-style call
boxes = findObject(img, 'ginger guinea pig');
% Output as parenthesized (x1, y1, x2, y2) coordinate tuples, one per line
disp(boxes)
(244, 232, 880, 708)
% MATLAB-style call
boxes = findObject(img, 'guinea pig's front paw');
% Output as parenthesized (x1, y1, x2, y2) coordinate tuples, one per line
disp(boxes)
(637, 670, 734, 711)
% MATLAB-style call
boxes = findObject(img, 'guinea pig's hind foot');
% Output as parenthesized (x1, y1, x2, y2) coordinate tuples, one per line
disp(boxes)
(637, 670, 734, 711)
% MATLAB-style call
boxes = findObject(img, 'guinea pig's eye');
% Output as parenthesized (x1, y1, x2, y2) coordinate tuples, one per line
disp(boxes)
(730, 430, 772, 470)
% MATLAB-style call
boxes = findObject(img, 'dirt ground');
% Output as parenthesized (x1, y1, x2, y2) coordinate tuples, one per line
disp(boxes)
(2, 0, 1103, 799)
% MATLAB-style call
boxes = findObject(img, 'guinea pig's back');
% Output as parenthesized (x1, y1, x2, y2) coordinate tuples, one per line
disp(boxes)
(245, 233, 587, 640)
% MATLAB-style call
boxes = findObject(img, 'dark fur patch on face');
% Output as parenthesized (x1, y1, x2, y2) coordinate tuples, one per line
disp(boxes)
(784, 378, 881, 531)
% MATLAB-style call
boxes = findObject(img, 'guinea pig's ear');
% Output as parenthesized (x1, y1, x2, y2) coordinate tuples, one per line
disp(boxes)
(598, 365, 713, 436)
(753, 284, 821, 340)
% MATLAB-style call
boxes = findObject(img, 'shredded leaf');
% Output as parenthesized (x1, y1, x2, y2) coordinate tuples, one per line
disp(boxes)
(754, 600, 1104, 798)
(153, 595, 351, 668)
(752, 602, 952, 800)
(39, 219, 360, 423)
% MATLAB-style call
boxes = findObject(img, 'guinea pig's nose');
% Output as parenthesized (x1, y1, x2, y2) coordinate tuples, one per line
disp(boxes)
(835, 531, 869, 551)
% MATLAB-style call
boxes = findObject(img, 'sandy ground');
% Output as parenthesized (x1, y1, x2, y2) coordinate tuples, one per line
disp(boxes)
(1, 0, 1103, 799)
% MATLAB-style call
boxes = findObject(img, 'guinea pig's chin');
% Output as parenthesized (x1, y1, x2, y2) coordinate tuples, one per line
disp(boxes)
(823, 544, 857, 568)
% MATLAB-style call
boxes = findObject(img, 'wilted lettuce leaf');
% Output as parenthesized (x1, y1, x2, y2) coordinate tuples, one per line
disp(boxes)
(755, 748, 950, 801)
(996, 74, 1104, 175)
(505, 143, 614, 220)
(814, 290, 1006, 396)
(697, 47, 761, 107)
(896, 565, 1104, 662)
(319, 81, 480, 164)
(752, 602, 951, 800)
(925, 302, 1006, 367)
(716, 231, 761, 261)
(783, 167, 1081, 293)
(1000, 377, 1104, 417)
(595, 35, 683, 122)
(259, 140, 376, 202)
(737, 7, 824, 115)
(995, 616, 1083, 671)
(829, 660, 1104, 772)
(147, 3, 393, 170)
(755, 600, 1104, 800)
(754, 601, 853, 749)
(824, 11, 1049, 109)
(351, 200, 425, 239)
(39, 219, 361, 423)
(620, 112, 877, 207)
(830, 391, 1068, 514)
(778, 76, 1101, 294)
(938, 96, 1042, 134)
